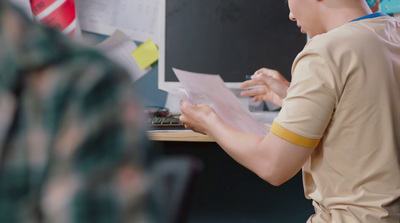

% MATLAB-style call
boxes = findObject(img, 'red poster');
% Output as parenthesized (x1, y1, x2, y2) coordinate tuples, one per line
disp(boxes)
(30, 0, 57, 16)
(39, 0, 76, 32)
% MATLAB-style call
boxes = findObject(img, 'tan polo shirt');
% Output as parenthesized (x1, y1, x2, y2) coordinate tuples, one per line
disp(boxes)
(271, 16, 400, 222)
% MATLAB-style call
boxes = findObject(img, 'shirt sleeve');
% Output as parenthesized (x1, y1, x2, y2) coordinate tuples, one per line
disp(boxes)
(272, 47, 340, 148)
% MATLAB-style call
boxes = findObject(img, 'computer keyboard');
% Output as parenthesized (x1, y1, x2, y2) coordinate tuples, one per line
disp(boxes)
(147, 114, 185, 129)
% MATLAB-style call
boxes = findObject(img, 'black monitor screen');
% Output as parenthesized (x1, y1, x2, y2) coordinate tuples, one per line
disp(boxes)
(164, 0, 307, 83)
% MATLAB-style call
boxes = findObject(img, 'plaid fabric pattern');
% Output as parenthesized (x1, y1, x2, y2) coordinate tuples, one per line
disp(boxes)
(0, 2, 152, 222)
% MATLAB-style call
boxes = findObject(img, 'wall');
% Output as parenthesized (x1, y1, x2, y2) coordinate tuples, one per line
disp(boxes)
(85, 11, 400, 110)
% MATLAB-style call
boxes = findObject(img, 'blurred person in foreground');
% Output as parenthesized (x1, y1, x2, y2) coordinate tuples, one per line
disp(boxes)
(0, 1, 154, 222)
(180, 0, 400, 222)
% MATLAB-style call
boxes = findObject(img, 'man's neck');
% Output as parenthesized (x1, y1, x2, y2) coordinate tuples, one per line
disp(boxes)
(322, 2, 373, 32)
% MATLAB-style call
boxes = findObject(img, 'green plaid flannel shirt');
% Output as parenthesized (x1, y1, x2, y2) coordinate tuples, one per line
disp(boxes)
(0, 2, 153, 222)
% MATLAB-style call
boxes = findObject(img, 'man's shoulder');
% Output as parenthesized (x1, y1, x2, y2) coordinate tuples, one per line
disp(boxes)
(299, 22, 378, 60)
(307, 26, 360, 50)
(307, 17, 396, 51)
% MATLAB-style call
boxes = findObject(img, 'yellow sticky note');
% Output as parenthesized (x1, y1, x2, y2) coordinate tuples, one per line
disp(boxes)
(132, 39, 159, 70)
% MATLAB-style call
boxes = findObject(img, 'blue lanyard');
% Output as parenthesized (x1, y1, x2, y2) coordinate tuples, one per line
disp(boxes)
(351, 12, 389, 22)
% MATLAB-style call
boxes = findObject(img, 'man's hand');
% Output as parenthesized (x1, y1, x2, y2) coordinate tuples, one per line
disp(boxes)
(179, 100, 218, 135)
(240, 68, 290, 107)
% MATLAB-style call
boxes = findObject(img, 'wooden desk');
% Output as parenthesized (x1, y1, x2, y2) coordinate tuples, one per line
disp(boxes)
(147, 112, 278, 142)
(148, 130, 214, 142)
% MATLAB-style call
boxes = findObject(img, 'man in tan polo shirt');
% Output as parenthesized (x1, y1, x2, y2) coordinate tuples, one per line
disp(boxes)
(180, 0, 400, 222)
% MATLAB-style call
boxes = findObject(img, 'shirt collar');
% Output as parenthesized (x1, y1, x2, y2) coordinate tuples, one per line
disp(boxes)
(350, 12, 389, 22)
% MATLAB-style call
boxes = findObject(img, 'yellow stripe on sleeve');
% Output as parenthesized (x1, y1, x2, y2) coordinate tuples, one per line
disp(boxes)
(271, 121, 320, 148)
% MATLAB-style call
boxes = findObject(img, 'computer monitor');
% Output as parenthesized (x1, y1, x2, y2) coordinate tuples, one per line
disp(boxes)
(158, 0, 307, 93)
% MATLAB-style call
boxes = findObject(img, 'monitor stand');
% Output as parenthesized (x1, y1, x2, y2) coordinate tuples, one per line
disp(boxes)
(164, 93, 182, 114)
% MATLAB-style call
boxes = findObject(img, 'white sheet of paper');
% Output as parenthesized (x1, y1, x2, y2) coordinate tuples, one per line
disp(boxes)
(96, 29, 150, 81)
(172, 68, 269, 136)
(76, 0, 159, 43)
(159, 86, 192, 104)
